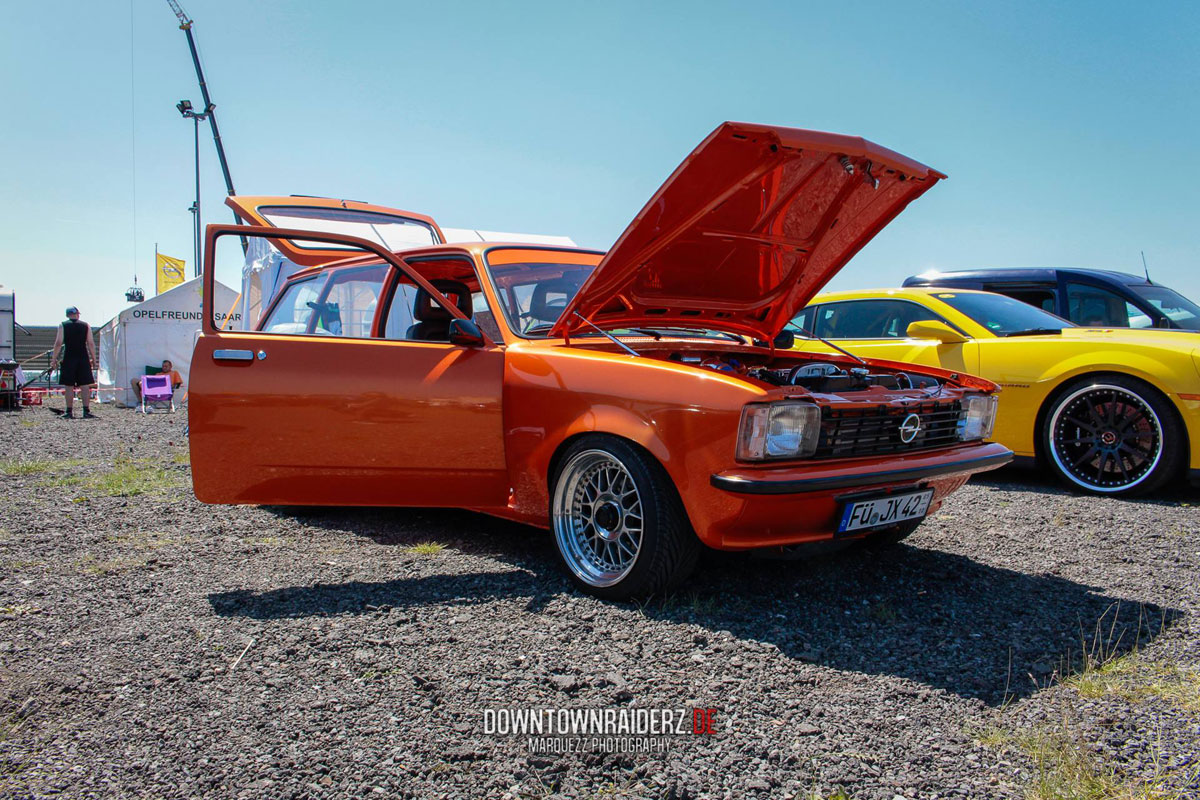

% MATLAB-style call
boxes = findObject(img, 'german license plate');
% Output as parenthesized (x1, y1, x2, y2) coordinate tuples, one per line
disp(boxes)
(838, 489, 934, 534)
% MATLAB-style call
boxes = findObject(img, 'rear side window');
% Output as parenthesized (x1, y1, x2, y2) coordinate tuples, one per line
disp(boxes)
(259, 266, 386, 337)
(317, 265, 387, 337)
(261, 277, 325, 334)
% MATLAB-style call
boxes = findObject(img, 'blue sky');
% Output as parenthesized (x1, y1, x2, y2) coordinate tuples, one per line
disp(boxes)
(2, 0, 1197, 324)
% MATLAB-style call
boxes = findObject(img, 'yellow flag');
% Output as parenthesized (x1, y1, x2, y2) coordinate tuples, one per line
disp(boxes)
(156, 253, 187, 294)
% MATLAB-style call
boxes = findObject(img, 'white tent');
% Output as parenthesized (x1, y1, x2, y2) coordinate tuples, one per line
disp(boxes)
(96, 277, 238, 406)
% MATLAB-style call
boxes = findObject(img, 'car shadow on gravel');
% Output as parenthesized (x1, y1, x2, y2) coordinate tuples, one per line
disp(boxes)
(211, 507, 1181, 707)
(975, 465, 1198, 504)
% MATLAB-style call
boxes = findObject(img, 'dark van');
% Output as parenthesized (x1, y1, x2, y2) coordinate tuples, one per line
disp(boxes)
(903, 268, 1200, 331)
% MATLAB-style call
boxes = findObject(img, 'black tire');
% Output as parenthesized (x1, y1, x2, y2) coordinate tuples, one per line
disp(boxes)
(1041, 375, 1183, 496)
(859, 518, 923, 549)
(550, 435, 700, 600)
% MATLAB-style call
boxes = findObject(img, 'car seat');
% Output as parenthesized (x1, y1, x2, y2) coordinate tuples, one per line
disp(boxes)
(406, 279, 473, 341)
(527, 276, 582, 326)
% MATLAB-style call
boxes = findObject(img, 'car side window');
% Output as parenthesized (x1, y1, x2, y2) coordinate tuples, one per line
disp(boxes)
(261, 277, 325, 334)
(382, 279, 475, 343)
(791, 306, 815, 333)
(316, 265, 387, 338)
(1066, 283, 1142, 327)
(814, 300, 941, 339)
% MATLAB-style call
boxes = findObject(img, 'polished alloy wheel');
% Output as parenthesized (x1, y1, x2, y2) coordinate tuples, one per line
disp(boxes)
(552, 449, 645, 587)
(1048, 384, 1163, 492)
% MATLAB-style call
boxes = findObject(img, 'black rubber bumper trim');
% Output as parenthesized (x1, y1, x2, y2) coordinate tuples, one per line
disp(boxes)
(1189, 468, 1200, 488)
(709, 451, 1014, 495)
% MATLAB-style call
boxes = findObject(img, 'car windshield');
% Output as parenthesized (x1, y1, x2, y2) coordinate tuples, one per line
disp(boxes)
(1128, 284, 1200, 330)
(482, 256, 748, 342)
(932, 291, 1075, 336)
(484, 258, 599, 337)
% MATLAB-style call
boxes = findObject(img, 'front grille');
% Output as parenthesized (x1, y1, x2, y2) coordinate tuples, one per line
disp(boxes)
(815, 400, 964, 459)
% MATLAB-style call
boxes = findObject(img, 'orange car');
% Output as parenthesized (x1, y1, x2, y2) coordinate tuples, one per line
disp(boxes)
(189, 122, 1011, 598)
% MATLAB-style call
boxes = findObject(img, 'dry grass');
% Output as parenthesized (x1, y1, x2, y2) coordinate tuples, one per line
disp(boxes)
(85, 457, 187, 497)
(75, 554, 149, 576)
(105, 530, 185, 550)
(40, 456, 188, 499)
(1066, 654, 1200, 713)
(0, 457, 87, 476)
(405, 541, 447, 556)
(974, 721, 1185, 800)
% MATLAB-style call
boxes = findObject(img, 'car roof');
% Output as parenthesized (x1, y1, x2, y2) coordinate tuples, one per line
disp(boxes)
(902, 267, 1150, 288)
(811, 287, 996, 303)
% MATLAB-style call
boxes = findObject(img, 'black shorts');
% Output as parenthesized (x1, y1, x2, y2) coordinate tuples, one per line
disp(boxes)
(58, 358, 94, 387)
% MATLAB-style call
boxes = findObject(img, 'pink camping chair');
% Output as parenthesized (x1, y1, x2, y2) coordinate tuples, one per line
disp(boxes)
(140, 374, 175, 414)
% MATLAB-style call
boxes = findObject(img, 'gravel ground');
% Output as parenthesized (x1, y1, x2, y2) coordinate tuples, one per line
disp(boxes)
(1, 403, 1198, 799)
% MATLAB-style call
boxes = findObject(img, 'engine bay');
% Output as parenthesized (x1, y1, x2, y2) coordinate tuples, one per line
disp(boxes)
(662, 351, 943, 393)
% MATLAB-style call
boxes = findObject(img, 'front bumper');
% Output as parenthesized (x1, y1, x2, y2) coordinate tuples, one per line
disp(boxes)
(694, 442, 1012, 549)
(711, 448, 1013, 494)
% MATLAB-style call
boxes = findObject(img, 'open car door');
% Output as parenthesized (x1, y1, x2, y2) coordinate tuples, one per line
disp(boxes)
(225, 195, 446, 266)
(188, 224, 508, 509)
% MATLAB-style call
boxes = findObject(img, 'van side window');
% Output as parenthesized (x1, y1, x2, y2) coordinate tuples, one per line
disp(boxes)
(261, 277, 325, 334)
(1066, 283, 1143, 328)
(993, 287, 1056, 314)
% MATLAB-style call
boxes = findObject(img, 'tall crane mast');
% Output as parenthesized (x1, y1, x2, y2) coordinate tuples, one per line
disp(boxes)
(165, 0, 241, 231)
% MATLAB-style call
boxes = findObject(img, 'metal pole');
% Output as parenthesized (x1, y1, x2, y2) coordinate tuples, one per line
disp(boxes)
(193, 114, 202, 277)
(182, 26, 237, 206)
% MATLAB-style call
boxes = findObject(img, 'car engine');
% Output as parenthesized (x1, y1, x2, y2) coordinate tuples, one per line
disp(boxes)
(664, 352, 940, 392)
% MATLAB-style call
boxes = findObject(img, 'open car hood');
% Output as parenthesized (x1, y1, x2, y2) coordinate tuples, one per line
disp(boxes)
(551, 122, 945, 340)
(226, 195, 444, 267)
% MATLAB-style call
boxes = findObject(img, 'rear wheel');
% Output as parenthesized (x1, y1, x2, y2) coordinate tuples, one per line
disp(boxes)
(551, 436, 699, 600)
(1042, 376, 1182, 496)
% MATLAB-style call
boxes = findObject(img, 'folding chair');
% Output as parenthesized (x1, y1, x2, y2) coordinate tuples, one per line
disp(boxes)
(140, 374, 174, 414)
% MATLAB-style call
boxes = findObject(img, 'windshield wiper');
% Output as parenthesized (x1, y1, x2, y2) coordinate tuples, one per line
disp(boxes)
(785, 321, 868, 365)
(635, 326, 747, 343)
(1004, 328, 1063, 337)
(628, 328, 662, 340)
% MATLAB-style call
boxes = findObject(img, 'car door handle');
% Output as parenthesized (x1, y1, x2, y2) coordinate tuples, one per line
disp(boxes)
(213, 349, 254, 362)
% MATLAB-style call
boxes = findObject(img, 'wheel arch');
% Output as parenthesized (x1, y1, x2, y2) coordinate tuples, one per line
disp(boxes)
(1032, 369, 1190, 469)
(547, 428, 672, 494)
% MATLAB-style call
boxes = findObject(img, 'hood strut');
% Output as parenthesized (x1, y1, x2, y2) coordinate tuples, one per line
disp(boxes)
(570, 311, 640, 357)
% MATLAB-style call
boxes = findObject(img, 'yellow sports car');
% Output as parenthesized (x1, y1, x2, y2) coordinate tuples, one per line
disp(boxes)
(790, 288, 1200, 496)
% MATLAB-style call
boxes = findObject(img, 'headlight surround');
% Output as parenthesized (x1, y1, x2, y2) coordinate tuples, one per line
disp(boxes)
(737, 402, 822, 461)
(958, 394, 999, 441)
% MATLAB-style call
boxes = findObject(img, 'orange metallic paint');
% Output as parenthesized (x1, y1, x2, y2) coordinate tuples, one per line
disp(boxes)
(190, 126, 1008, 553)
(552, 122, 945, 341)
(191, 227, 1010, 550)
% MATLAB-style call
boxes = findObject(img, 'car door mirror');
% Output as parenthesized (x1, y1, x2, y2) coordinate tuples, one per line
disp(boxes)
(906, 320, 967, 343)
(448, 317, 486, 347)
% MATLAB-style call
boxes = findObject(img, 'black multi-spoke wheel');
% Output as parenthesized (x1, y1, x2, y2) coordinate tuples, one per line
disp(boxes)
(1044, 376, 1182, 496)
(551, 436, 699, 599)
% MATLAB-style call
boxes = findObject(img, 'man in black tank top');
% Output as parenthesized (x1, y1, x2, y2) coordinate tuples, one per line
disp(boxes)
(51, 306, 97, 419)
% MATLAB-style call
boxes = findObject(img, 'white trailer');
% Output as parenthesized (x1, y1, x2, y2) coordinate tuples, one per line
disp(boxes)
(0, 288, 15, 363)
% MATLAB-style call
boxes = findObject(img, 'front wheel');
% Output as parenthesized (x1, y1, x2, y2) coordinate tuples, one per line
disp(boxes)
(551, 436, 699, 600)
(1042, 376, 1182, 496)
